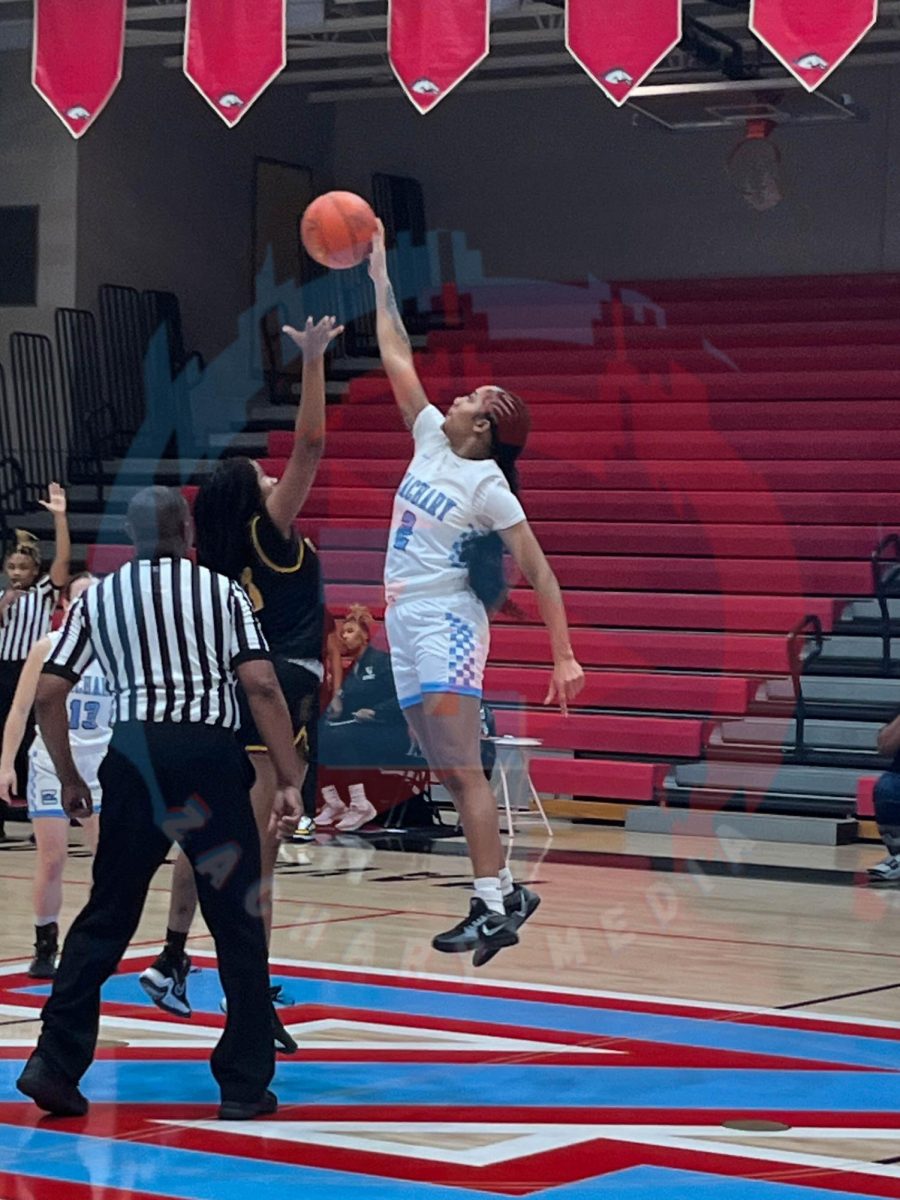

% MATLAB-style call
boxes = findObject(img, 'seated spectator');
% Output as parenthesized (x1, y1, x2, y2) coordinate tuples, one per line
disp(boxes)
(869, 713, 900, 882)
(318, 605, 414, 831)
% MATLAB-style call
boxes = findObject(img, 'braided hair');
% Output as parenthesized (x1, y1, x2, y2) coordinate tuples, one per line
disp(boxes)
(192, 458, 262, 581)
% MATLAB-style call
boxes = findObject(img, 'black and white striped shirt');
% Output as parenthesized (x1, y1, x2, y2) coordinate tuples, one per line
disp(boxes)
(0, 576, 59, 663)
(44, 558, 269, 729)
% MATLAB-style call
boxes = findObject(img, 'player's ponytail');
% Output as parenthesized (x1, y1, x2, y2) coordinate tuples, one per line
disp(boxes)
(461, 429, 524, 615)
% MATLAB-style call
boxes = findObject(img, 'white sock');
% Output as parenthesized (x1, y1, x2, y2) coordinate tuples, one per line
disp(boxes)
(36, 915, 59, 928)
(474, 876, 504, 915)
(498, 867, 515, 897)
(349, 782, 370, 808)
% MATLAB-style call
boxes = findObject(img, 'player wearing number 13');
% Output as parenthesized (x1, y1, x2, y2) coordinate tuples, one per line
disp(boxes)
(0, 574, 112, 979)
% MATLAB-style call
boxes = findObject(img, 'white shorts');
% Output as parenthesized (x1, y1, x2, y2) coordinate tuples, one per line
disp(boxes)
(27, 760, 103, 820)
(386, 593, 490, 710)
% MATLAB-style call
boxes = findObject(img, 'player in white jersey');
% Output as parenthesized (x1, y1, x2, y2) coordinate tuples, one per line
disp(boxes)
(0, 574, 113, 978)
(369, 222, 585, 965)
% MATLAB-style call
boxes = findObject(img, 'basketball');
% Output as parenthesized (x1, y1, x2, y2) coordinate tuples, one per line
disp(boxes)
(300, 191, 378, 269)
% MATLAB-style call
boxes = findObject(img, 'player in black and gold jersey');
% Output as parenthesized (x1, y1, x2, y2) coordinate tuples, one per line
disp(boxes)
(139, 315, 342, 1039)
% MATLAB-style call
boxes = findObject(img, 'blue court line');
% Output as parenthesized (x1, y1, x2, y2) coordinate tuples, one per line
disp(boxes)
(542, 1166, 885, 1200)
(3, 1061, 900, 1110)
(0, 1125, 883, 1200)
(0, 1121, 524, 1200)
(16, 968, 900, 1071)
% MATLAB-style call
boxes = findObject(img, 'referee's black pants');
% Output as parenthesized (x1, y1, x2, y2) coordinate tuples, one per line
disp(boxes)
(35, 721, 274, 1103)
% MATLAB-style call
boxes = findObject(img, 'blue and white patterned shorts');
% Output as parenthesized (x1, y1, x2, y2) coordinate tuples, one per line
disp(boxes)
(385, 593, 490, 710)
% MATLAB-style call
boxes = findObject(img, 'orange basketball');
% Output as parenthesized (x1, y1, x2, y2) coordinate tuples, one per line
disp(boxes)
(300, 191, 378, 270)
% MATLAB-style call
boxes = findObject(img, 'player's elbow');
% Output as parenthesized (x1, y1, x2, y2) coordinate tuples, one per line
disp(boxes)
(236, 659, 281, 703)
(294, 431, 325, 457)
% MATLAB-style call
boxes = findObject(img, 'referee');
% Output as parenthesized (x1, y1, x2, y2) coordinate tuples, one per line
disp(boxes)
(0, 484, 71, 836)
(16, 486, 302, 1122)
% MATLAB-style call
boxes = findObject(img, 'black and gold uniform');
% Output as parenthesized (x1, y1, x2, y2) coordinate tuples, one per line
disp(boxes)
(236, 509, 324, 759)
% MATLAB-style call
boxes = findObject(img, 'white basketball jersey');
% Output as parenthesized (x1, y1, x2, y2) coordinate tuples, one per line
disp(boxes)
(30, 631, 115, 780)
(383, 406, 526, 604)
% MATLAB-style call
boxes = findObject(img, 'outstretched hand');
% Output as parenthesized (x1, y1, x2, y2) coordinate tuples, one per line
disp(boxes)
(367, 218, 387, 285)
(282, 315, 344, 360)
(38, 481, 67, 516)
(544, 656, 585, 717)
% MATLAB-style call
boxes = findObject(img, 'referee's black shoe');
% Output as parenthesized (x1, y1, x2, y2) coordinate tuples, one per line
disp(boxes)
(218, 1089, 278, 1121)
(432, 897, 519, 954)
(17, 1054, 88, 1118)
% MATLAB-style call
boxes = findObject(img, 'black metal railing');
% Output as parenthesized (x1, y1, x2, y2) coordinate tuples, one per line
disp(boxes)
(55, 307, 121, 497)
(786, 614, 824, 753)
(0, 453, 27, 554)
(99, 283, 149, 440)
(871, 533, 900, 673)
(9, 332, 70, 502)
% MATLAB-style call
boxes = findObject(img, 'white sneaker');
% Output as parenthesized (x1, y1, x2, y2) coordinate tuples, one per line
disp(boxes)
(290, 814, 316, 843)
(336, 798, 377, 832)
(317, 786, 348, 827)
(869, 854, 900, 882)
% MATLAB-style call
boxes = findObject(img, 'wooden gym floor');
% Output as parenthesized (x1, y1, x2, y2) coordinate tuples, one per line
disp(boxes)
(1, 819, 899, 1200)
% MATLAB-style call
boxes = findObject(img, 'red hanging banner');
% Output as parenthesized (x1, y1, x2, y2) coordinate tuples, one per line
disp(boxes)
(750, 0, 877, 91)
(566, 0, 682, 106)
(184, 0, 286, 126)
(32, 0, 125, 138)
(389, 0, 490, 114)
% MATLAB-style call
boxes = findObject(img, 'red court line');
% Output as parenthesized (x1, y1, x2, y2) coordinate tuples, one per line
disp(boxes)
(209, 960, 900, 1039)
(10, 1101, 900, 1132)
(119, 1123, 900, 1198)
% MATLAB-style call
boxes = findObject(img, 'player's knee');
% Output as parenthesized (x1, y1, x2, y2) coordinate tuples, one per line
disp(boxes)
(439, 764, 482, 800)
(40, 842, 68, 878)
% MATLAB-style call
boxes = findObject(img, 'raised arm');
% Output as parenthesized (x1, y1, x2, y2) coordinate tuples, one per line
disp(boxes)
(38, 482, 71, 589)
(367, 220, 429, 430)
(0, 636, 50, 802)
(267, 316, 344, 537)
(499, 521, 585, 715)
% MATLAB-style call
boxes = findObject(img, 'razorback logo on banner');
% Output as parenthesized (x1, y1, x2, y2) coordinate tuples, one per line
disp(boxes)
(183, 0, 286, 126)
(566, 0, 682, 106)
(32, 0, 126, 138)
(388, 0, 490, 114)
(750, 0, 878, 91)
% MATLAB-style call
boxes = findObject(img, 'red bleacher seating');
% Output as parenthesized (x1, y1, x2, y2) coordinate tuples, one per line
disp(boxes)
(89, 273, 900, 819)
(483, 667, 753, 715)
(528, 758, 668, 802)
(299, 485, 897, 527)
(494, 710, 705, 757)
(263, 457, 900, 492)
(313, 547, 869, 594)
